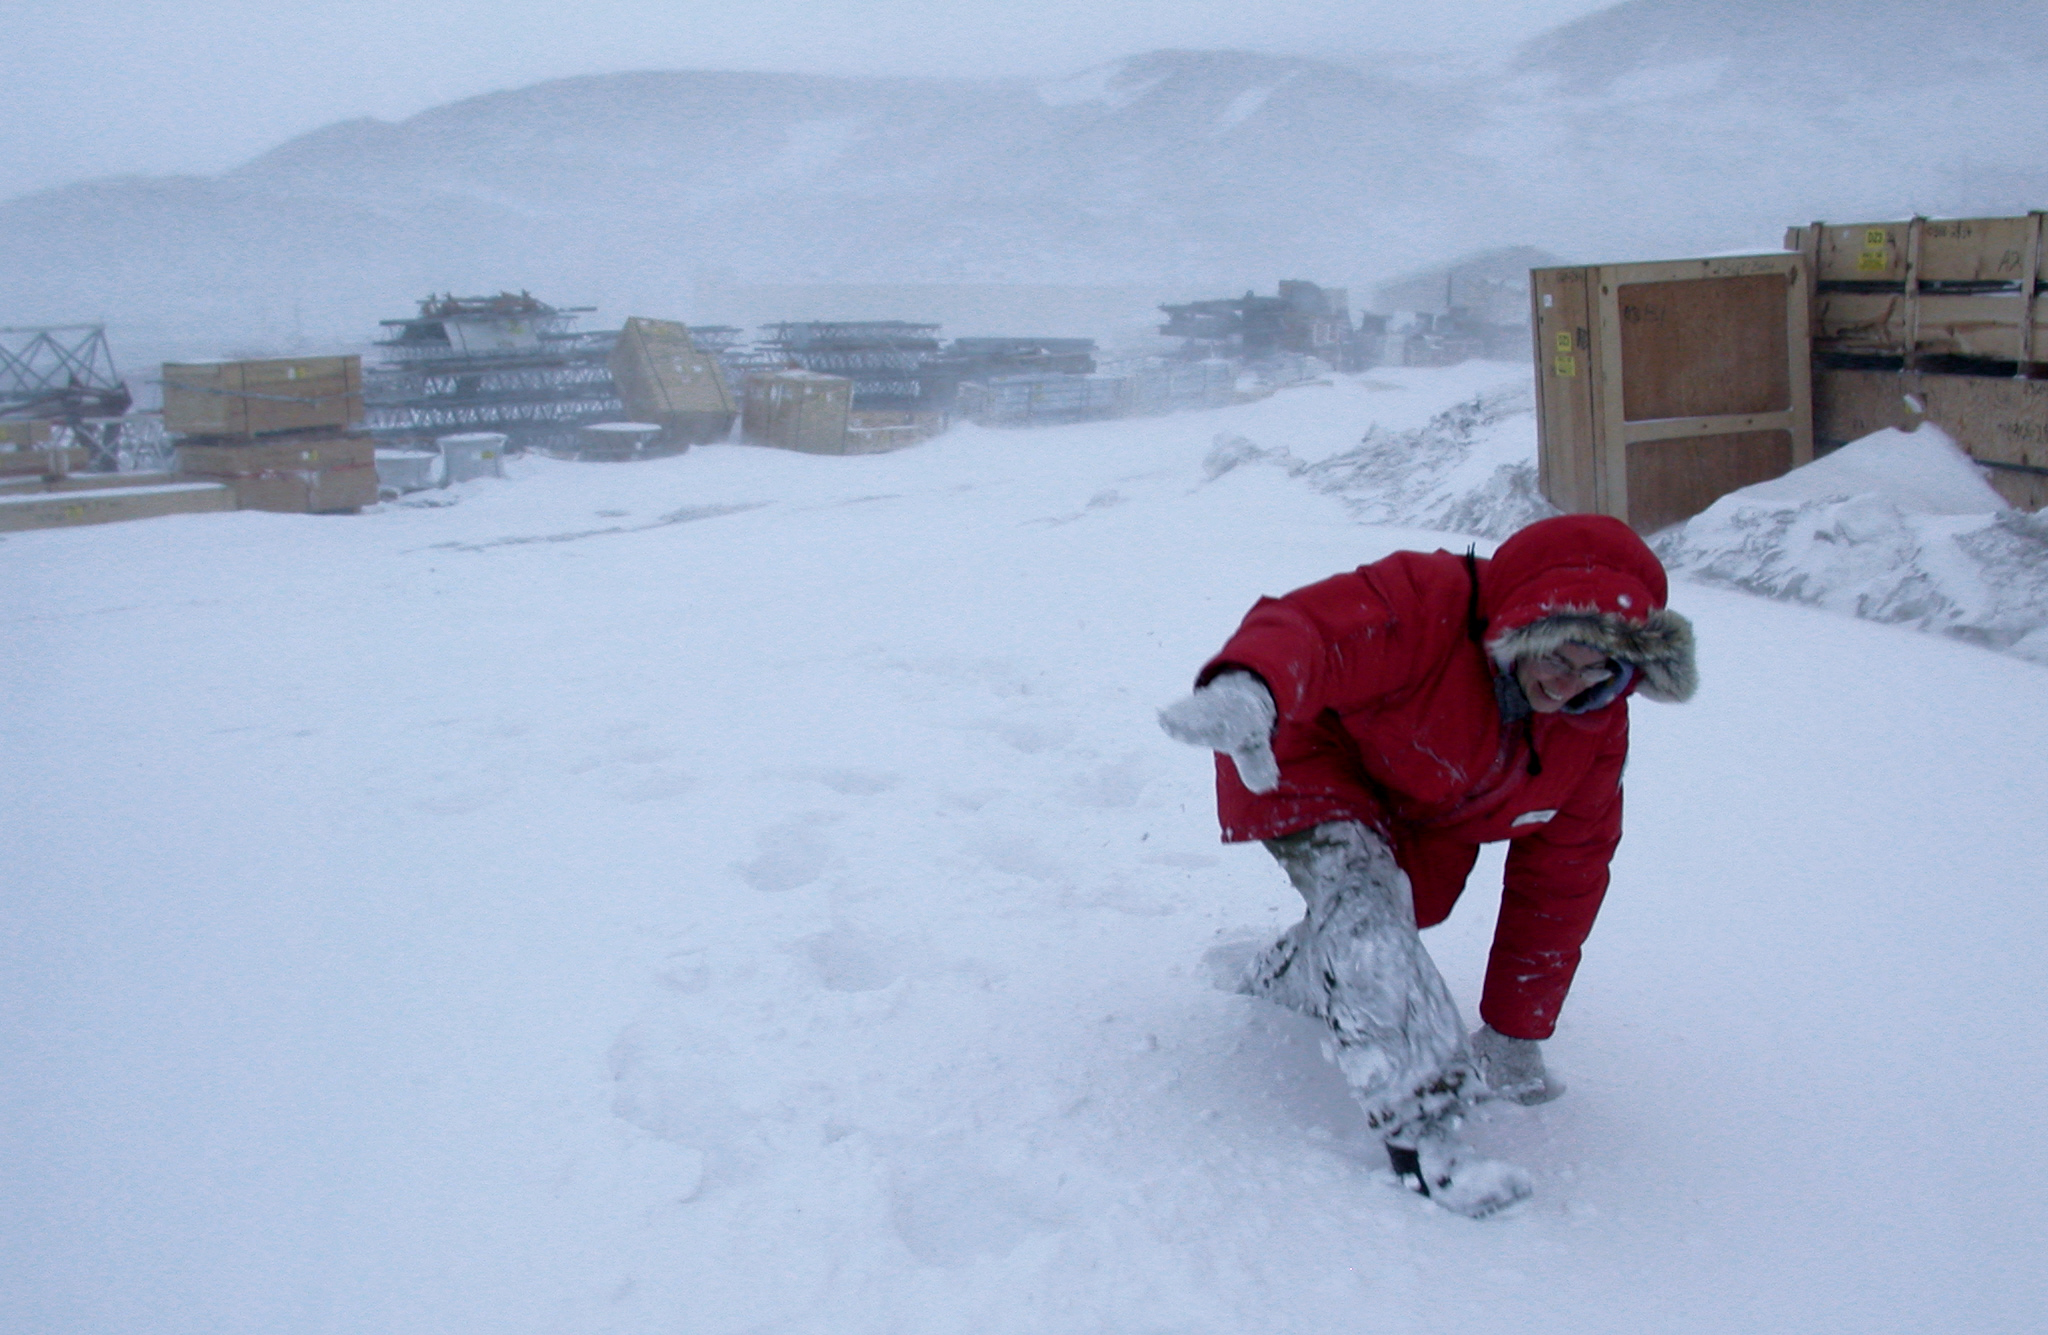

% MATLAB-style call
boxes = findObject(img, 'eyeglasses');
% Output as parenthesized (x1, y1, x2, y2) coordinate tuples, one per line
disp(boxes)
(1530, 650, 1617, 687)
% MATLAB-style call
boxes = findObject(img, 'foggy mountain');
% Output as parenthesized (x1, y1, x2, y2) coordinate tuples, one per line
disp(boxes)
(3, 0, 2043, 367)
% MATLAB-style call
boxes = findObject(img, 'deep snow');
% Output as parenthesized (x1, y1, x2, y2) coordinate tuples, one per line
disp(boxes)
(5, 364, 2046, 1333)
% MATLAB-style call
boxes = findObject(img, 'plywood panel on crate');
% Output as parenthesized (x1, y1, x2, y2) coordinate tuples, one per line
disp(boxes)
(1916, 374, 2048, 475)
(1624, 431, 1794, 534)
(1813, 368, 2048, 512)
(1813, 368, 1920, 448)
(1616, 274, 1790, 420)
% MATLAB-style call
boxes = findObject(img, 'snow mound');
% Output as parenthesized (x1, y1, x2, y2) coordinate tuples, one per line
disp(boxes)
(1206, 383, 1560, 540)
(1654, 427, 2048, 664)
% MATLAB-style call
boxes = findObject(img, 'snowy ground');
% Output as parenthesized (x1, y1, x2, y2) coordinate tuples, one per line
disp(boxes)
(6, 363, 2046, 1334)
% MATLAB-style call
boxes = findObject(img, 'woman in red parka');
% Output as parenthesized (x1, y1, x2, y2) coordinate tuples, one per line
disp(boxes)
(1159, 513, 1696, 1217)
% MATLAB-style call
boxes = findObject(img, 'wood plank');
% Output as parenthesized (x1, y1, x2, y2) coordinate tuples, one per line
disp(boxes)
(1815, 289, 1909, 352)
(1622, 411, 1799, 444)
(1915, 215, 2036, 285)
(1531, 267, 1597, 513)
(0, 482, 233, 532)
(1915, 292, 2029, 361)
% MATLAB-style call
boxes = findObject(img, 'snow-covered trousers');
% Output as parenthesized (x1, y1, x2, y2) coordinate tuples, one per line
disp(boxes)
(1248, 821, 1473, 1133)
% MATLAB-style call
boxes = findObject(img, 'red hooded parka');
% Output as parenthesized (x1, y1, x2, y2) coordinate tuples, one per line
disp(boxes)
(1197, 514, 1697, 1040)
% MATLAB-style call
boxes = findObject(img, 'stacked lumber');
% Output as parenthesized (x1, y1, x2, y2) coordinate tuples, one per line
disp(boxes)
(163, 356, 376, 513)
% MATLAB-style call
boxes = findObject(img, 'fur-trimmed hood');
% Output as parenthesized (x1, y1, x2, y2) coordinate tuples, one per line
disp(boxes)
(1480, 515, 1698, 704)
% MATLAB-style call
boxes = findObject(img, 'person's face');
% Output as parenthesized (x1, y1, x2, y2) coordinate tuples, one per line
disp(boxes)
(1517, 643, 1615, 714)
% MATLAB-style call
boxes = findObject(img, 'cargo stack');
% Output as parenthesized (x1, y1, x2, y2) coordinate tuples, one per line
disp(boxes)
(606, 318, 737, 449)
(165, 356, 377, 514)
(1, 420, 233, 532)
(1788, 213, 2047, 510)
(741, 371, 855, 454)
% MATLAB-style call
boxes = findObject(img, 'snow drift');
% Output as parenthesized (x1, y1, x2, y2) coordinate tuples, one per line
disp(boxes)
(1655, 427, 2048, 664)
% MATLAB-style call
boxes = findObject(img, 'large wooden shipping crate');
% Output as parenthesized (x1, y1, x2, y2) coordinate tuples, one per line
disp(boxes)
(742, 372, 853, 454)
(608, 318, 737, 445)
(162, 356, 364, 438)
(1815, 368, 2048, 511)
(1789, 214, 2045, 368)
(176, 433, 378, 513)
(1532, 253, 1814, 533)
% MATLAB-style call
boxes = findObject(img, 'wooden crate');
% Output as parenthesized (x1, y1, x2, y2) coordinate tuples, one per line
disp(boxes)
(1814, 368, 2048, 511)
(175, 433, 377, 513)
(162, 356, 364, 437)
(1532, 253, 1814, 533)
(844, 409, 946, 454)
(0, 445, 88, 477)
(1789, 214, 2045, 367)
(741, 372, 852, 454)
(0, 420, 58, 450)
(0, 480, 234, 532)
(608, 318, 737, 445)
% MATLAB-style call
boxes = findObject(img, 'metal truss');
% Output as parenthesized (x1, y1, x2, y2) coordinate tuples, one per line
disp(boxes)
(1, 324, 132, 418)
(366, 360, 617, 404)
(365, 396, 625, 433)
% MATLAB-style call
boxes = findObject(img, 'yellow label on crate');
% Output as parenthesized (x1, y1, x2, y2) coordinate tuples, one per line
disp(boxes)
(1554, 332, 1572, 353)
(1857, 249, 1889, 272)
(1553, 353, 1577, 378)
(1863, 228, 1888, 246)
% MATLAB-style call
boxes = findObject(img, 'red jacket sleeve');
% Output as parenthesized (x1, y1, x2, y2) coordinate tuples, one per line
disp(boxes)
(1198, 570, 1422, 722)
(1478, 713, 1628, 1040)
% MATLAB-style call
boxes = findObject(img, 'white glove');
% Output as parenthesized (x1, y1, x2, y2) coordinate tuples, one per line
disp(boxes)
(1469, 1024, 1564, 1105)
(1157, 671, 1280, 793)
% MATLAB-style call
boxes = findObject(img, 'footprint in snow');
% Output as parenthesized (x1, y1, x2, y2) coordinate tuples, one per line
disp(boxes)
(793, 924, 904, 992)
(605, 768, 697, 804)
(1065, 752, 1151, 809)
(735, 819, 833, 892)
(886, 1145, 1065, 1268)
(805, 768, 901, 796)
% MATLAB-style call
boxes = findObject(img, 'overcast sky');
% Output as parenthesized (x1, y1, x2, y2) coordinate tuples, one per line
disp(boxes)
(3, 0, 1616, 202)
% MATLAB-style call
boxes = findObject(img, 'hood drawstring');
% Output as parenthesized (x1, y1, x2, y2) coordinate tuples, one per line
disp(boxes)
(1462, 548, 1487, 645)
(1468, 547, 1541, 777)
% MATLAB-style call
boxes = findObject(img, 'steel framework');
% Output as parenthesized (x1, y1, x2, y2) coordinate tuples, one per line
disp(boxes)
(0, 324, 133, 420)
(364, 295, 624, 452)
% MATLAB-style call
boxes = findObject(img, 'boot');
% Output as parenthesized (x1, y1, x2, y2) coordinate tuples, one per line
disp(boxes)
(1384, 1116, 1533, 1219)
